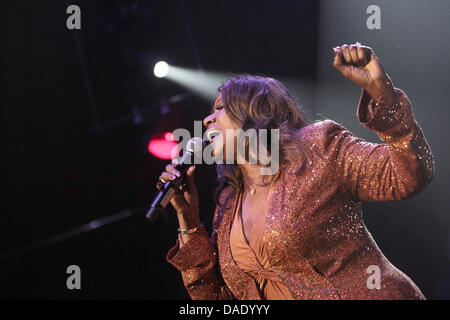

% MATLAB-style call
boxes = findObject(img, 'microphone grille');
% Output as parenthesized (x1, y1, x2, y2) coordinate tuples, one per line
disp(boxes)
(186, 137, 204, 157)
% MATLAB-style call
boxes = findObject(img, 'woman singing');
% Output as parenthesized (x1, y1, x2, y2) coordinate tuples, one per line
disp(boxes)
(157, 43, 434, 299)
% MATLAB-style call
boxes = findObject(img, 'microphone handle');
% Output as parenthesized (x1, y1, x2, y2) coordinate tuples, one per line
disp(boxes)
(145, 180, 178, 222)
(145, 160, 192, 222)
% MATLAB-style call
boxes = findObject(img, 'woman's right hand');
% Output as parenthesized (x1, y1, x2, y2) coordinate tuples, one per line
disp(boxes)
(156, 162, 200, 229)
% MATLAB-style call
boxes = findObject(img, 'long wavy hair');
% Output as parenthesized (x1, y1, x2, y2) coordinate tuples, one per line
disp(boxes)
(214, 74, 312, 209)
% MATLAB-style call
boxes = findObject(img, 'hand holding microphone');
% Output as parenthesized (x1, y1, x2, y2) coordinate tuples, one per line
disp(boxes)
(146, 137, 202, 230)
(156, 163, 200, 225)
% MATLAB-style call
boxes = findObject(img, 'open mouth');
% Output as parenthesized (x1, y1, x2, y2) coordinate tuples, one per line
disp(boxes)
(206, 129, 221, 142)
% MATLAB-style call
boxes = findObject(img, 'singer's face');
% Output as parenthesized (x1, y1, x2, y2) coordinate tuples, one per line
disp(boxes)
(203, 93, 241, 162)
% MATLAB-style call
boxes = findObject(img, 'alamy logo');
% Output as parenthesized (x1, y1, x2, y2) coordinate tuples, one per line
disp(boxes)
(366, 5, 381, 30)
(366, 265, 381, 290)
(66, 5, 81, 30)
(66, 265, 81, 290)
(171, 121, 280, 175)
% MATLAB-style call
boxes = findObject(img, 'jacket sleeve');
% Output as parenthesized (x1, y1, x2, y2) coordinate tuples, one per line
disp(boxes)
(318, 74, 434, 201)
(166, 204, 235, 300)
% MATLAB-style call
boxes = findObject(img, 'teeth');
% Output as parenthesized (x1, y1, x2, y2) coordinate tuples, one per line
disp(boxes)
(206, 129, 221, 141)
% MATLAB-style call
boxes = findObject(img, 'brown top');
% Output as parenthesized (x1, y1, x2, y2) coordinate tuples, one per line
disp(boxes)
(229, 184, 294, 299)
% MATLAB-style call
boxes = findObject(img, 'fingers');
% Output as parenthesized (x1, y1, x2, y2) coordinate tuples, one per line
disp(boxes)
(338, 45, 356, 65)
(156, 172, 189, 213)
(333, 46, 347, 74)
(156, 164, 196, 193)
(349, 46, 360, 64)
(333, 47, 343, 66)
(333, 43, 372, 67)
(186, 165, 196, 182)
(341, 45, 353, 64)
(158, 164, 181, 184)
(160, 171, 177, 182)
(166, 163, 181, 178)
(171, 166, 197, 214)
(156, 180, 186, 191)
(183, 165, 197, 201)
(355, 45, 367, 65)
(157, 164, 179, 191)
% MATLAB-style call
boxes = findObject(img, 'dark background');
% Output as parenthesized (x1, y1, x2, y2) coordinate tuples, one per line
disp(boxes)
(1, 0, 449, 299)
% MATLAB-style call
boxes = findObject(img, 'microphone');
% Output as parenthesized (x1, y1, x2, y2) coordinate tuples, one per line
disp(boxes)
(145, 137, 205, 222)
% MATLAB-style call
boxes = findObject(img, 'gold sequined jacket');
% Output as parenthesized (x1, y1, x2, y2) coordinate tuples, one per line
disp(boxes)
(166, 76, 434, 299)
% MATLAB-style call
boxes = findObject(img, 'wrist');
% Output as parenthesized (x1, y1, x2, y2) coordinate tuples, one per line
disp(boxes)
(177, 212, 200, 230)
(178, 223, 204, 235)
(365, 74, 395, 103)
(178, 220, 202, 247)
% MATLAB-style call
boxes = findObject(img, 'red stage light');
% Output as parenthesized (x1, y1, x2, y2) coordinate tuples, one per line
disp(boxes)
(148, 132, 178, 160)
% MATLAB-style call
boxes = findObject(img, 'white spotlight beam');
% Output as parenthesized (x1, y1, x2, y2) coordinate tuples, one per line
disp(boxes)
(160, 65, 228, 101)
(156, 64, 316, 113)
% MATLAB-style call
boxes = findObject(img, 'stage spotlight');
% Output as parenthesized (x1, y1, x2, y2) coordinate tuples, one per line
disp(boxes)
(148, 131, 178, 160)
(154, 61, 169, 78)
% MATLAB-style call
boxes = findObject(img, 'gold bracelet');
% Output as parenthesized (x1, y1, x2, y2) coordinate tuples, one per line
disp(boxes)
(177, 223, 204, 235)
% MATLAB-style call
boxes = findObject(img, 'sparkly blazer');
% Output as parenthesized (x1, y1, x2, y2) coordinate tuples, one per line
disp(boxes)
(166, 76, 434, 300)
